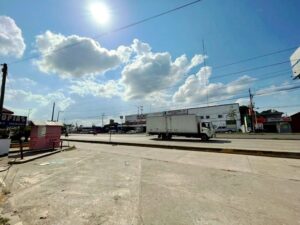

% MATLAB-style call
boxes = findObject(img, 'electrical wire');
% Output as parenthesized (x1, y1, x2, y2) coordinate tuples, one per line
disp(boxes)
(213, 46, 298, 69)
(8, 0, 203, 65)
(63, 84, 300, 121)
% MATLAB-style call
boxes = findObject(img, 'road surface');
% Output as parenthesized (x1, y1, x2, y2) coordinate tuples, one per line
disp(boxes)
(64, 133, 300, 153)
(1, 143, 299, 225)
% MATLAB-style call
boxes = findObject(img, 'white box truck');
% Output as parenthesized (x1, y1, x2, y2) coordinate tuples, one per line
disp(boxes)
(146, 114, 215, 141)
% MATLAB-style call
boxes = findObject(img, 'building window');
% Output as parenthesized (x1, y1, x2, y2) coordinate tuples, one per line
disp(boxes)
(218, 115, 223, 118)
(200, 116, 204, 119)
(206, 116, 210, 119)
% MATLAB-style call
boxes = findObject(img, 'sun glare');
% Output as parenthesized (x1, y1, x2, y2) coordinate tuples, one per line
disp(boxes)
(89, 2, 110, 25)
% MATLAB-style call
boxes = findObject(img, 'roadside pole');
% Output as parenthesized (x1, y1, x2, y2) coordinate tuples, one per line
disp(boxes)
(0, 63, 8, 120)
(249, 89, 255, 133)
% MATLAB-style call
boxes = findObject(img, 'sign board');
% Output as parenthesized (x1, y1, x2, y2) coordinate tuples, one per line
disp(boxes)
(0, 114, 27, 127)
(290, 47, 300, 79)
(165, 109, 188, 116)
(266, 117, 291, 122)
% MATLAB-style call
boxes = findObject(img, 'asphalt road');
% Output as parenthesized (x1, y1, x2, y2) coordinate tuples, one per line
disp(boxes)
(1, 143, 300, 225)
(64, 133, 300, 153)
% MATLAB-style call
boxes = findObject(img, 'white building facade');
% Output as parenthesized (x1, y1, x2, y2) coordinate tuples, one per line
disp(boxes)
(125, 103, 241, 130)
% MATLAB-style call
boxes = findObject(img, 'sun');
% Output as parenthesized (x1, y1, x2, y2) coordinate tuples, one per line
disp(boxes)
(89, 2, 110, 25)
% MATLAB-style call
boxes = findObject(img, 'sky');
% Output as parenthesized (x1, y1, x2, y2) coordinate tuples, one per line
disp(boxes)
(0, 0, 300, 126)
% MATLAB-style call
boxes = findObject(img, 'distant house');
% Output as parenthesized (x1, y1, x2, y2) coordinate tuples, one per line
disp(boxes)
(291, 112, 300, 133)
(260, 109, 291, 133)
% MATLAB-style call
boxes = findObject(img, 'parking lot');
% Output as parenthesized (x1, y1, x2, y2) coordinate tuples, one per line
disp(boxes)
(1, 142, 300, 225)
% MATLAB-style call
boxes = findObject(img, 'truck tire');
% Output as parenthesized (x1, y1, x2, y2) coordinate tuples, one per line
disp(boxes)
(161, 134, 167, 140)
(201, 134, 209, 142)
(166, 134, 172, 140)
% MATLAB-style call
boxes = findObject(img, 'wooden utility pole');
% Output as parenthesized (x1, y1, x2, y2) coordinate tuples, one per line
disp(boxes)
(0, 63, 8, 121)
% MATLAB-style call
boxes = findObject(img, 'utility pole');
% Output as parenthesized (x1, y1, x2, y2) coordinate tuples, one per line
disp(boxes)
(101, 113, 105, 127)
(51, 102, 55, 121)
(140, 105, 143, 115)
(202, 40, 209, 106)
(57, 110, 64, 122)
(249, 88, 255, 132)
(0, 63, 8, 120)
(27, 108, 32, 125)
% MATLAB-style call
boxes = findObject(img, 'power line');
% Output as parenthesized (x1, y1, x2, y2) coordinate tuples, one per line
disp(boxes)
(8, 0, 203, 65)
(213, 46, 298, 69)
(255, 84, 300, 96)
(211, 60, 291, 80)
(258, 104, 300, 109)
(64, 84, 300, 121)
(63, 71, 295, 114)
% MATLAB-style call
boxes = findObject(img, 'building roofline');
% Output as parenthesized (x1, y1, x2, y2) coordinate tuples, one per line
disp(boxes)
(125, 103, 240, 117)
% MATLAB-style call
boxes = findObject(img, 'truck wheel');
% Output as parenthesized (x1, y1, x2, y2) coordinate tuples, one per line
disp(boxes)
(161, 134, 167, 140)
(158, 134, 161, 139)
(201, 134, 209, 142)
(166, 134, 172, 140)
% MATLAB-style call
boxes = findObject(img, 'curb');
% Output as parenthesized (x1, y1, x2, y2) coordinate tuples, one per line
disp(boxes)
(8, 146, 74, 164)
(215, 136, 300, 141)
(62, 139, 300, 159)
(8, 150, 62, 164)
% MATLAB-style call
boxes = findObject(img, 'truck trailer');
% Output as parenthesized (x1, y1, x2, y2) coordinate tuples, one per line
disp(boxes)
(146, 114, 215, 141)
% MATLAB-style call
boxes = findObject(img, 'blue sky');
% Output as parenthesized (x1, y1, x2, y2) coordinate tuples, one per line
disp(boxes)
(0, 0, 300, 125)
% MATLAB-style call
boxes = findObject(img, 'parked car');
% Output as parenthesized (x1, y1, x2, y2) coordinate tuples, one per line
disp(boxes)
(215, 126, 235, 133)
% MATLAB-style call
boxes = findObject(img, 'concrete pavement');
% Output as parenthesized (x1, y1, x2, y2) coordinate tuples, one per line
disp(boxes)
(62, 134, 300, 160)
(1, 142, 299, 225)
(63, 134, 300, 152)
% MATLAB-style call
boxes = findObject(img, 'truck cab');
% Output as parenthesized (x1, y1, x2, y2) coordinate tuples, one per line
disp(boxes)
(199, 121, 215, 140)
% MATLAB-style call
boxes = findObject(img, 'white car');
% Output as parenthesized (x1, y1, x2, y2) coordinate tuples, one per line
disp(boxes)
(215, 126, 235, 133)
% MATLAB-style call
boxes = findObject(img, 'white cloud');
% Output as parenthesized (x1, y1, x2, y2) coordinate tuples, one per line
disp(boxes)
(173, 67, 256, 104)
(121, 39, 205, 100)
(235, 98, 249, 106)
(5, 88, 74, 120)
(255, 82, 300, 96)
(0, 16, 26, 58)
(69, 79, 122, 98)
(34, 31, 132, 78)
(8, 77, 37, 87)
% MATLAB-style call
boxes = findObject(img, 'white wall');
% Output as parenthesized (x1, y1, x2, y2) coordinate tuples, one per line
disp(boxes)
(125, 103, 241, 129)
(188, 104, 241, 128)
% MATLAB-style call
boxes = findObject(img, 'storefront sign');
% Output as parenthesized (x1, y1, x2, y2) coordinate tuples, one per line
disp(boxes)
(266, 117, 291, 122)
(0, 114, 27, 126)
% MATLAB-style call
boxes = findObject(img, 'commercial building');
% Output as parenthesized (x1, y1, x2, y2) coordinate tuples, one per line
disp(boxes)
(259, 110, 292, 133)
(125, 103, 241, 131)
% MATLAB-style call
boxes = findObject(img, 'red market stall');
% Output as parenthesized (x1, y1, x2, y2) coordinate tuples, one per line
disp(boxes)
(29, 121, 62, 150)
